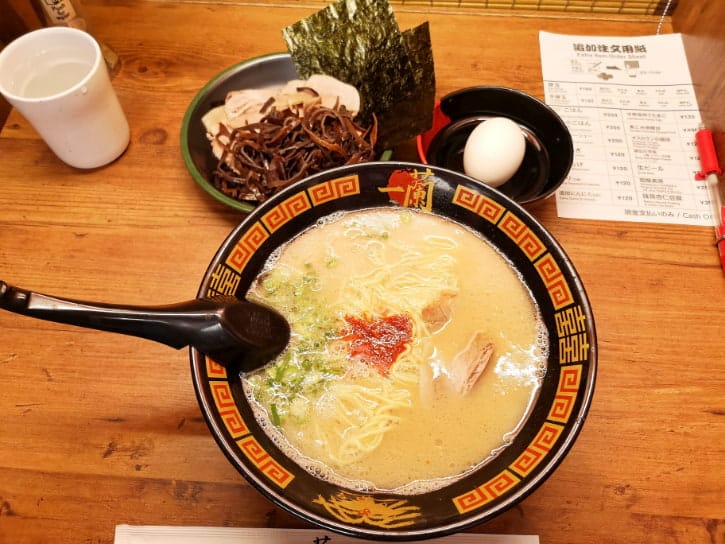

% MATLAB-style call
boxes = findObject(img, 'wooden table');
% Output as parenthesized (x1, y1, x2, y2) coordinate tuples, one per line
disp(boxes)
(1, 2, 723, 543)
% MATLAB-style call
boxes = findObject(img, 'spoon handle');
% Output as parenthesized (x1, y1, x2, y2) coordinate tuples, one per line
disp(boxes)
(0, 280, 223, 350)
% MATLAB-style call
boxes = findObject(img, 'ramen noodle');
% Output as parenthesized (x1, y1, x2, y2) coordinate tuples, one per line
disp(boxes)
(244, 208, 547, 493)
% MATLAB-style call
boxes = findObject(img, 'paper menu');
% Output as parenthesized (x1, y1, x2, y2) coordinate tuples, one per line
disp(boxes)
(539, 31, 713, 227)
(114, 526, 539, 544)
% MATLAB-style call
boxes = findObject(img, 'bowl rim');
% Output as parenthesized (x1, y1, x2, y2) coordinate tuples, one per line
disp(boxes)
(189, 161, 597, 540)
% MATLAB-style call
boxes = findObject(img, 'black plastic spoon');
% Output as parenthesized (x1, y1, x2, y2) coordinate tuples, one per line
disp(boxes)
(0, 280, 290, 372)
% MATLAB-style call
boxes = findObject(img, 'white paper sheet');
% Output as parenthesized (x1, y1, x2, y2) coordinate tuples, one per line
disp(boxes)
(114, 526, 539, 544)
(539, 31, 714, 226)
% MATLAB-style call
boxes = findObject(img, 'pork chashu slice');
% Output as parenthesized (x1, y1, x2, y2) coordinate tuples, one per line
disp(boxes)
(421, 290, 456, 334)
(449, 332, 495, 395)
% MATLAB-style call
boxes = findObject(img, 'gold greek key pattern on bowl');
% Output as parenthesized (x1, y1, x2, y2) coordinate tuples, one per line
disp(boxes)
(205, 356, 228, 379)
(209, 381, 249, 438)
(226, 222, 269, 273)
(206, 374, 293, 487)
(453, 469, 521, 514)
(262, 192, 312, 233)
(219, 406, 250, 438)
(308, 174, 360, 205)
(452, 185, 506, 224)
(498, 211, 547, 261)
(510, 422, 564, 478)
(210, 381, 236, 410)
(534, 253, 574, 310)
(548, 365, 583, 424)
(237, 435, 294, 489)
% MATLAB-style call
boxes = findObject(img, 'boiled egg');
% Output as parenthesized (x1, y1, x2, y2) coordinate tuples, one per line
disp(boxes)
(462, 117, 526, 187)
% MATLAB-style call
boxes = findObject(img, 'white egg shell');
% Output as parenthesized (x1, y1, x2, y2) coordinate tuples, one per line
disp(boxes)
(462, 117, 526, 187)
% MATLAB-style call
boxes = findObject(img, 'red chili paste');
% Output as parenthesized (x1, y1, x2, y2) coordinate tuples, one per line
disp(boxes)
(342, 313, 413, 375)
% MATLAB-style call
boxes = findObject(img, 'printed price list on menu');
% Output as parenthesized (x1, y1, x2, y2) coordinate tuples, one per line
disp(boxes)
(539, 31, 713, 227)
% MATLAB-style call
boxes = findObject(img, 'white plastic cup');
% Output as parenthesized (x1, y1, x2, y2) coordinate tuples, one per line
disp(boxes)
(0, 26, 129, 169)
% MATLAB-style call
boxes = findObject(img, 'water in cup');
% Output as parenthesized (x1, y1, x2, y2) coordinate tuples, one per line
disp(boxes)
(21, 61, 92, 98)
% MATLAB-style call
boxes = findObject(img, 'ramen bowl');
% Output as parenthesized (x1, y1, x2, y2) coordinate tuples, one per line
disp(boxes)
(181, 52, 389, 213)
(416, 87, 573, 205)
(191, 161, 596, 539)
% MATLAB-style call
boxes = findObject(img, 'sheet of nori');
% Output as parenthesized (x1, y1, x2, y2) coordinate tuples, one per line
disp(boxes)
(375, 21, 435, 150)
(282, 0, 433, 150)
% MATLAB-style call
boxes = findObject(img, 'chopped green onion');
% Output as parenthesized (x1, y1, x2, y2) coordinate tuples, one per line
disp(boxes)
(270, 403, 281, 426)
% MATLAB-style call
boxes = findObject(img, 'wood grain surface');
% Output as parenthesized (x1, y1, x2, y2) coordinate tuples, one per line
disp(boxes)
(672, 0, 725, 157)
(0, 2, 723, 544)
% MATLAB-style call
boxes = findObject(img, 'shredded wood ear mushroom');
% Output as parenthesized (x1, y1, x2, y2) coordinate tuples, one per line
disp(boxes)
(211, 102, 377, 203)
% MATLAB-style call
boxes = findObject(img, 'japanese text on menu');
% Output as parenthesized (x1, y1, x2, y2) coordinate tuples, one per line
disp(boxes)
(539, 32, 712, 227)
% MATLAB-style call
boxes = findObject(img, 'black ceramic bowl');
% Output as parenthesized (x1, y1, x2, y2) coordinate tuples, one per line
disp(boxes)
(190, 161, 596, 540)
(417, 87, 573, 205)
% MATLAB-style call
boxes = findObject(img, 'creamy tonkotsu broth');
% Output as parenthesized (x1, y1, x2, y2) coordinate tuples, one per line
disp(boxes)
(244, 208, 547, 493)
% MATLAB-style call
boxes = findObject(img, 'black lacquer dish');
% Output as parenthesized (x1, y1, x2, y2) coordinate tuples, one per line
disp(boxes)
(417, 87, 574, 205)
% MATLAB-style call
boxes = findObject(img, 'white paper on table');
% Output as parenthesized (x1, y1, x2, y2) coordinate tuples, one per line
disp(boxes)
(114, 526, 539, 544)
(539, 31, 715, 226)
